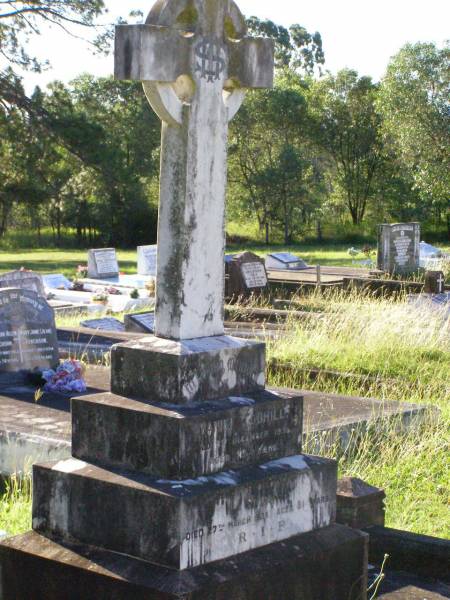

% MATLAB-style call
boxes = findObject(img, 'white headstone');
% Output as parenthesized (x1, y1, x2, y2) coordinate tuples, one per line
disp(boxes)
(137, 245, 158, 276)
(88, 249, 119, 279)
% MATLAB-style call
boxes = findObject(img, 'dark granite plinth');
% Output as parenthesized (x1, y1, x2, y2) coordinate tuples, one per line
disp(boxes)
(0, 525, 368, 600)
(72, 389, 303, 479)
(110, 335, 265, 404)
(32, 455, 336, 569)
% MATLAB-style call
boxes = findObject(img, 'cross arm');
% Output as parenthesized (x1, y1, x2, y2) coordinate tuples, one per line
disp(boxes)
(228, 38, 275, 89)
(115, 24, 190, 82)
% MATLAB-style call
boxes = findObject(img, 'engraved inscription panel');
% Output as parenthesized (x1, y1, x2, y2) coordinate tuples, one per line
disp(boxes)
(241, 262, 268, 289)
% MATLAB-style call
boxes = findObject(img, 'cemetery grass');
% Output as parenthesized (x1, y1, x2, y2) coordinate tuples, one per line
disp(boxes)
(266, 289, 449, 539)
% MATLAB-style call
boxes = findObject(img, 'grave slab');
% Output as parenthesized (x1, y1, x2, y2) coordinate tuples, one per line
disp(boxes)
(32, 454, 336, 569)
(0, 525, 368, 600)
(72, 389, 303, 479)
(110, 335, 266, 404)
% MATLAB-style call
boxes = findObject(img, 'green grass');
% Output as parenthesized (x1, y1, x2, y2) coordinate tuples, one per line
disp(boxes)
(267, 289, 450, 538)
(0, 475, 32, 537)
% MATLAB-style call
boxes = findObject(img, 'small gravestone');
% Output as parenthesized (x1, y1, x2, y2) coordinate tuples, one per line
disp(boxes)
(0, 288, 59, 374)
(80, 317, 125, 333)
(43, 274, 72, 290)
(0, 270, 45, 296)
(227, 252, 268, 297)
(266, 253, 308, 270)
(124, 311, 155, 334)
(137, 245, 157, 276)
(377, 223, 420, 275)
(88, 248, 119, 279)
(424, 271, 446, 295)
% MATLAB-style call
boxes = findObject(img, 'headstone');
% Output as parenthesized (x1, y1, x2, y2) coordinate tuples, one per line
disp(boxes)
(0, 270, 45, 296)
(87, 248, 119, 279)
(137, 245, 157, 276)
(80, 317, 125, 333)
(124, 311, 155, 334)
(424, 271, 446, 295)
(227, 252, 268, 297)
(43, 274, 72, 290)
(1, 2, 367, 598)
(0, 288, 59, 374)
(266, 253, 308, 270)
(377, 222, 420, 275)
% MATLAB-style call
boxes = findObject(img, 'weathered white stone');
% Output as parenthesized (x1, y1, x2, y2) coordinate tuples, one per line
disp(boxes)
(87, 249, 119, 279)
(115, 0, 274, 340)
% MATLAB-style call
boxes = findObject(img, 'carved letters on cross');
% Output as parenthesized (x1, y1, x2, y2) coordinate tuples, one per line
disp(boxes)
(115, 0, 274, 126)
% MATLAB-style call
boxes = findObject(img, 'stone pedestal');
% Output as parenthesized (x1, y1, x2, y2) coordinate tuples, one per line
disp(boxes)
(0, 333, 368, 598)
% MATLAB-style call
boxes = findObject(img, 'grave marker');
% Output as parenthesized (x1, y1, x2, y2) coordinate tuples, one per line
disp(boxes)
(424, 271, 446, 295)
(124, 311, 155, 334)
(0, 270, 45, 297)
(378, 223, 420, 275)
(80, 317, 125, 333)
(43, 274, 72, 290)
(87, 248, 119, 279)
(0, 288, 59, 373)
(266, 253, 308, 270)
(227, 251, 268, 297)
(0, 1, 367, 597)
(137, 245, 157, 276)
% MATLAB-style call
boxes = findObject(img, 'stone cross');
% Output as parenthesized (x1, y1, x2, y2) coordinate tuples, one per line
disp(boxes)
(115, 0, 274, 340)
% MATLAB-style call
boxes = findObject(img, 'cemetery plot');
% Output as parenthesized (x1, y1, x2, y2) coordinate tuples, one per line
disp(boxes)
(0, 289, 59, 373)
(266, 253, 308, 270)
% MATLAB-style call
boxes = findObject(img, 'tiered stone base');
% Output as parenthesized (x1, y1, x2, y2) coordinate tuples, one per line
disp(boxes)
(0, 526, 368, 600)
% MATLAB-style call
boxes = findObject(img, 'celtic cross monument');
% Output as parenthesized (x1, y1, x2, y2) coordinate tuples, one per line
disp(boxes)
(0, 1, 368, 597)
(116, 0, 273, 340)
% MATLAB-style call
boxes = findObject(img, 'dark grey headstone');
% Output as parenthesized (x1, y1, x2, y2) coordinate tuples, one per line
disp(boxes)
(87, 249, 119, 279)
(424, 271, 446, 295)
(377, 223, 420, 275)
(137, 245, 157, 276)
(0, 270, 45, 296)
(124, 312, 155, 334)
(0, 288, 59, 373)
(80, 318, 125, 333)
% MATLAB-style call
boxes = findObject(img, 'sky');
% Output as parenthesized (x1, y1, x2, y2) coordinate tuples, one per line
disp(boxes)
(15, 0, 450, 92)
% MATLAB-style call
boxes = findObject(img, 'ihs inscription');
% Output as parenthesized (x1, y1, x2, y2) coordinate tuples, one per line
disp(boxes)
(195, 36, 226, 82)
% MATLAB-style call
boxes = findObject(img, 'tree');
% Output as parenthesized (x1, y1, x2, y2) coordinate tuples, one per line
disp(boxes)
(247, 17, 324, 75)
(0, 0, 106, 71)
(378, 42, 450, 234)
(309, 70, 383, 225)
(229, 73, 322, 244)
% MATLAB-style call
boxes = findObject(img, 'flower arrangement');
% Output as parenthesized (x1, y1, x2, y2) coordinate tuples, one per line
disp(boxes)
(92, 289, 109, 303)
(106, 286, 122, 296)
(76, 265, 88, 279)
(130, 288, 140, 299)
(42, 360, 87, 394)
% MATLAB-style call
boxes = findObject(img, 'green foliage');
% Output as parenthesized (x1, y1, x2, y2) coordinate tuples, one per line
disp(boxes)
(378, 42, 450, 234)
(246, 17, 325, 74)
(0, 0, 106, 71)
(308, 70, 384, 225)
